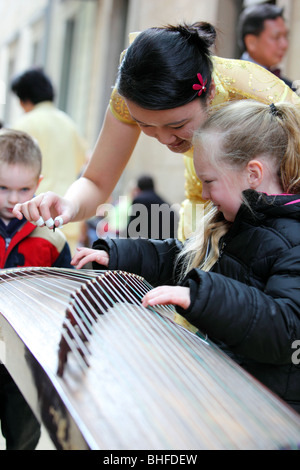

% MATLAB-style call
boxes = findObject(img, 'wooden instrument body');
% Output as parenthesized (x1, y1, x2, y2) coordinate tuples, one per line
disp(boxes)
(0, 267, 300, 450)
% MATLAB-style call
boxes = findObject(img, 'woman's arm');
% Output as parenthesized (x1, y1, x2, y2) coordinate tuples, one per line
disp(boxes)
(67, 107, 140, 220)
(13, 107, 141, 226)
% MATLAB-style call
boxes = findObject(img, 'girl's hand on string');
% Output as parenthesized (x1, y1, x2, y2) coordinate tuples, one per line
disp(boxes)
(71, 247, 109, 269)
(13, 192, 75, 229)
(142, 286, 191, 310)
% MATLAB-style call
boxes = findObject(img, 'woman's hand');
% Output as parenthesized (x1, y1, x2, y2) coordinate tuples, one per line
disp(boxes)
(142, 286, 191, 310)
(71, 247, 109, 269)
(13, 192, 76, 229)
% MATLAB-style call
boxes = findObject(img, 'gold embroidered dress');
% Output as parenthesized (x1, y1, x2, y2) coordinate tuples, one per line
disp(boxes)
(110, 55, 300, 241)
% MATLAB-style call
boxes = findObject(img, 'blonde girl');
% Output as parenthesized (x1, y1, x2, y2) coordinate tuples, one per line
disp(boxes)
(72, 100, 300, 413)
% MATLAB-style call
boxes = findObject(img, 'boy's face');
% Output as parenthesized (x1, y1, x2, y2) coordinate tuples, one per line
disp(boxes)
(0, 163, 41, 224)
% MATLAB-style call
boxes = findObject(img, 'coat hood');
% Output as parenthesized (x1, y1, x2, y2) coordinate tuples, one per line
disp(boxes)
(240, 190, 300, 223)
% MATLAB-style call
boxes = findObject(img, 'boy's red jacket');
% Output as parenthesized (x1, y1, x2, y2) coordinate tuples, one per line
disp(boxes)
(0, 218, 72, 269)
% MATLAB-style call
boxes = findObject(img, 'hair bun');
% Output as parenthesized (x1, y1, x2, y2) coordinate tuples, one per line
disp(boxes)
(166, 22, 216, 50)
(190, 22, 217, 48)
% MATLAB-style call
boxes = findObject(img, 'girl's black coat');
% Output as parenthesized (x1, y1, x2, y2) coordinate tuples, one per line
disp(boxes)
(93, 190, 300, 413)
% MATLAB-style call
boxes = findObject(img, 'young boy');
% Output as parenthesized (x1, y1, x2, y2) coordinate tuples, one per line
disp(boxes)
(0, 128, 73, 449)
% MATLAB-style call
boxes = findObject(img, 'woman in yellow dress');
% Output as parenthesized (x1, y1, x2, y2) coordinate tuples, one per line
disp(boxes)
(13, 22, 300, 240)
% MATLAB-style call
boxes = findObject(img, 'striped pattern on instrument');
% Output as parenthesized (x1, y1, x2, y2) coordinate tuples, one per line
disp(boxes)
(0, 267, 299, 450)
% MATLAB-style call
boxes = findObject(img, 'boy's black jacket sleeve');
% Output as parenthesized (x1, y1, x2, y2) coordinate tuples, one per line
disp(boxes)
(92, 237, 183, 286)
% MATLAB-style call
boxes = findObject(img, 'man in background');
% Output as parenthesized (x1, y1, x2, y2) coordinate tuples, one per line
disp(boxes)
(238, 3, 293, 88)
(11, 68, 87, 253)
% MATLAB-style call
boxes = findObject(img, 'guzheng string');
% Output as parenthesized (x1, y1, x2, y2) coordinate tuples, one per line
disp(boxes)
(0, 268, 93, 371)
(0, 268, 179, 375)
(0, 267, 300, 450)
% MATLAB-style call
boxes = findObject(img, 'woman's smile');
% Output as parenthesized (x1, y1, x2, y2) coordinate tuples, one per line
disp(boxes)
(125, 98, 208, 154)
(167, 139, 192, 153)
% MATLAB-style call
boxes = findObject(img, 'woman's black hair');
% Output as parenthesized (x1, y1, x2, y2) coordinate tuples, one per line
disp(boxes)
(117, 22, 216, 110)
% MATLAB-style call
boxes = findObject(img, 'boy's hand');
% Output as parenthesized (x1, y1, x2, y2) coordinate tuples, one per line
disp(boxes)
(71, 247, 109, 269)
(142, 286, 191, 310)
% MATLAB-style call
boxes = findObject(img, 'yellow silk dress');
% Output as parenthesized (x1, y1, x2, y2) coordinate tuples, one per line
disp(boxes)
(110, 55, 300, 243)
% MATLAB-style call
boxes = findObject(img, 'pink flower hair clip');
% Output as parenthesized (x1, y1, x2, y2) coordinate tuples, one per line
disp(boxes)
(192, 73, 207, 96)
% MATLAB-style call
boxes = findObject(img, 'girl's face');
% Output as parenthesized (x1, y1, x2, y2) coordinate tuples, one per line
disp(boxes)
(125, 98, 209, 154)
(0, 163, 40, 224)
(194, 148, 249, 223)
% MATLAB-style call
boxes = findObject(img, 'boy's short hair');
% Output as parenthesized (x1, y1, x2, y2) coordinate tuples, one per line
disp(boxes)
(0, 128, 42, 177)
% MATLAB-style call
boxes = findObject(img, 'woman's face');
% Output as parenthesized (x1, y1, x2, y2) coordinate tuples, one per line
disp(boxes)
(125, 98, 209, 154)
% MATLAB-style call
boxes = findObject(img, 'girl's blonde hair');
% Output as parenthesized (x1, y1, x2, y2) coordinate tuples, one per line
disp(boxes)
(177, 100, 300, 277)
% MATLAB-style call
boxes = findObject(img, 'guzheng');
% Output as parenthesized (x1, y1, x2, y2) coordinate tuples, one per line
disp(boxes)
(0, 267, 299, 450)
